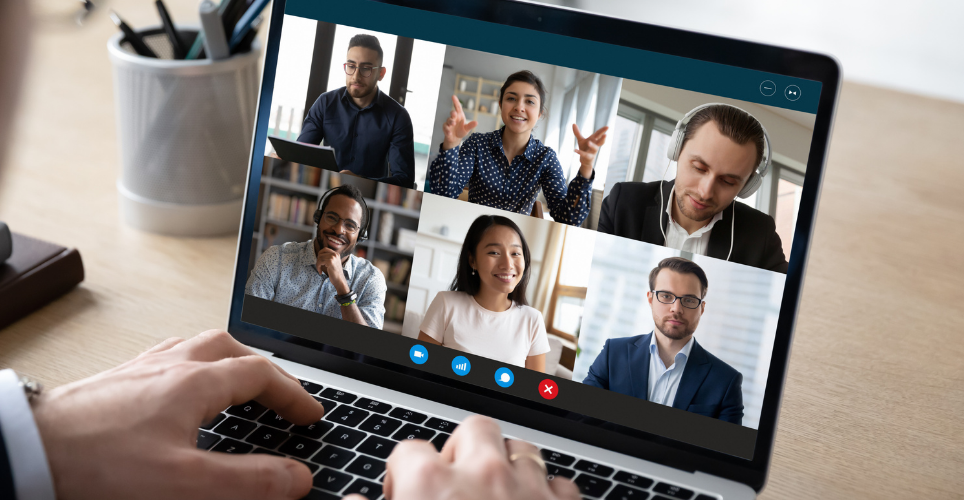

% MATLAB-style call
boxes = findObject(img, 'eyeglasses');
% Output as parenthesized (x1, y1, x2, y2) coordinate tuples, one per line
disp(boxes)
(652, 290, 703, 309)
(322, 212, 360, 234)
(343, 63, 381, 78)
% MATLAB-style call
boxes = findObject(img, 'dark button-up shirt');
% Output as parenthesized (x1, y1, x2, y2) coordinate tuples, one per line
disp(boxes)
(298, 87, 415, 187)
(428, 128, 593, 226)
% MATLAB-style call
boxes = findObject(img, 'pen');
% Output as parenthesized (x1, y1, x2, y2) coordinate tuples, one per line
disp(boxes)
(155, 0, 187, 59)
(228, 0, 269, 50)
(110, 10, 157, 58)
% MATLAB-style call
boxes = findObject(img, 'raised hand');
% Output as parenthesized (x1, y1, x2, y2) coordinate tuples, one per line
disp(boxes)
(573, 124, 609, 179)
(442, 95, 478, 150)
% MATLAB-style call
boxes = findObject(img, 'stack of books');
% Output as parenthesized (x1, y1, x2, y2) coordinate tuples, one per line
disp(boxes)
(267, 193, 314, 226)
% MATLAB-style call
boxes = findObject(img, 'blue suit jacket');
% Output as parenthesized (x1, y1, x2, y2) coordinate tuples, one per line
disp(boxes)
(582, 333, 744, 425)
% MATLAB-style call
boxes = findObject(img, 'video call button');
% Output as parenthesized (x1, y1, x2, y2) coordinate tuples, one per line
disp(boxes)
(451, 356, 471, 376)
(759, 80, 776, 96)
(785, 85, 801, 101)
(494, 367, 514, 387)
(409, 345, 428, 365)
(539, 379, 559, 400)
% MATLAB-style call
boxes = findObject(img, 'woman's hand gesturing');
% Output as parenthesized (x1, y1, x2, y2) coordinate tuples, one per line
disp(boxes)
(573, 124, 609, 179)
(442, 95, 479, 150)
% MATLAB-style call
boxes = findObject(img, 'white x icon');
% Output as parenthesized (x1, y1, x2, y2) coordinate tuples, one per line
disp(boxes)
(543, 385, 553, 394)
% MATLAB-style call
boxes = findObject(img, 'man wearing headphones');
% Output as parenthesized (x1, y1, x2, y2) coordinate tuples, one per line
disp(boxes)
(245, 184, 387, 329)
(598, 104, 789, 273)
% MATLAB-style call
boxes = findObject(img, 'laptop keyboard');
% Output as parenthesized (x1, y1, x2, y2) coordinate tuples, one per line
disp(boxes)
(197, 378, 720, 500)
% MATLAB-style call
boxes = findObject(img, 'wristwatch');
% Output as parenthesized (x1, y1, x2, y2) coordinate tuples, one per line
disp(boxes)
(19, 374, 43, 404)
(335, 290, 357, 307)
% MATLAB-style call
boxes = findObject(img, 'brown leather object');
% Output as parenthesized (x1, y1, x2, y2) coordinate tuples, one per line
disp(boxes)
(0, 232, 84, 330)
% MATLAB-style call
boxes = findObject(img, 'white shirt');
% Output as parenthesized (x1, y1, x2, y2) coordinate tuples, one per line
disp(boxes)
(663, 187, 723, 255)
(647, 334, 696, 407)
(419, 291, 551, 367)
(0, 369, 56, 500)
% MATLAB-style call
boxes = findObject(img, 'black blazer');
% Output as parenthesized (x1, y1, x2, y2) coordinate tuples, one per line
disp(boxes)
(598, 180, 788, 273)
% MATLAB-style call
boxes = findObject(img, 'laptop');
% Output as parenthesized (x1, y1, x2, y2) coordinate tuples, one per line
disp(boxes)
(268, 136, 340, 173)
(212, 1, 840, 499)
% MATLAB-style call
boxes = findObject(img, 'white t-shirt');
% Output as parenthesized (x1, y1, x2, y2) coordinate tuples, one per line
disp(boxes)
(419, 291, 551, 367)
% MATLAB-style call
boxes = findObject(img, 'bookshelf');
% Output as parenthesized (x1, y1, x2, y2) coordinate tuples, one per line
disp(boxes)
(454, 73, 503, 132)
(250, 157, 421, 334)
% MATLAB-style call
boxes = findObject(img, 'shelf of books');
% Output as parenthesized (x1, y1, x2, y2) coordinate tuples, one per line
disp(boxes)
(251, 157, 422, 334)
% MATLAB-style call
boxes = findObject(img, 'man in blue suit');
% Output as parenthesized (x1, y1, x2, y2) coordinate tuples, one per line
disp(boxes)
(582, 257, 744, 425)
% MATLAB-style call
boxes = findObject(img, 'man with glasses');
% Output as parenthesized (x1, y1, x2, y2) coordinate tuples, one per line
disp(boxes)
(297, 34, 416, 188)
(245, 185, 387, 329)
(581, 257, 743, 424)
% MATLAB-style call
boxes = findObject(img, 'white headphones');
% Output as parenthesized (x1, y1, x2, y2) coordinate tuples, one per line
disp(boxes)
(666, 103, 772, 199)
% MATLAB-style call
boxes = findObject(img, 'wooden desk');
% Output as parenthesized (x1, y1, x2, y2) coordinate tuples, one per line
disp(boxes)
(1, 2, 962, 498)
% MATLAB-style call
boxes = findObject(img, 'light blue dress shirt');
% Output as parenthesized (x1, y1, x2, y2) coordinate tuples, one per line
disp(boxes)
(245, 240, 387, 329)
(647, 333, 696, 406)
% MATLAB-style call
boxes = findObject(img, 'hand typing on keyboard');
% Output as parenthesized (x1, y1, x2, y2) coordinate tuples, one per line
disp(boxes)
(379, 415, 580, 500)
(30, 330, 326, 500)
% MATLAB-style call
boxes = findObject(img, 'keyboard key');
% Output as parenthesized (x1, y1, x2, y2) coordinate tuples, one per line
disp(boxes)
(211, 438, 253, 454)
(391, 424, 436, 442)
(313, 396, 340, 413)
(301, 488, 341, 500)
(227, 401, 268, 420)
(258, 410, 293, 430)
(652, 483, 694, 499)
(313, 468, 352, 492)
(541, 449, 576, 466)
(354, 397, 392, 414)
(613, 472, 654, 489)
(358, 415, 402, 437)
(346, 455, 386, 479)
(245, 426, 290, 449)
(279, 435, 323, 460)
(388, 407, 427, 424)
(343, 478, 382, 500)
(356, 436, 396, 459)
(431, 432, 449, 451)
(292, 420, 335, 440)
(197, 430, 221, 450)
(694, 495, 717, 500)
(574, 460, 615, 477)
(200, 413, 226, 430)
(424, 417, 458, 433)
(213, 417, 257, 439)
(320, 388, 357, 404)
(574, 474, 613, 498)
(297, 459, 320, 473)
(251, 448, 283, 457)
(607, 484, 649, 500)
(547, 465, 576, 480)
(322, 426, 367, 449)
(299, 379, 323, 394)
(312, 445, 356, 469)
(325, 405, 370, 427)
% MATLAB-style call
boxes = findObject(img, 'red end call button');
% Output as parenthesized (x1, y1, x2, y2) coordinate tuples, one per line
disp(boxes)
(539, 379, 558, 400)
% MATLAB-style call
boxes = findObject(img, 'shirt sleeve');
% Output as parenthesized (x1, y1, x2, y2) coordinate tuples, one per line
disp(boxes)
(428, 134, 479, 198)
(527, 310, 552, 357)
(418, 292, 449, 344)
(245, 245, 281, 301)
(355, 265, 387, 330)
(296, 94, 326, 145)
(0, 370, 56, 500)
(374, 108, 416, 188)
(538, 148, 594, 226)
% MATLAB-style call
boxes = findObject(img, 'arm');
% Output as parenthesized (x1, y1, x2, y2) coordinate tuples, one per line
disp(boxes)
(429, 96, 478, 197)
(417, 332, 442, 345)
(295, 94, 326, 145)
(525, 354, 546, 373)
(761, 215, 789, 273)
(581, 340, 612, 390)
(244, 246, 280, 301)
(717, 371, 744, 425)
(340, 264, 387, 330)
(539, 148, 593, 226)
(0, 369, 55, 500)
(374, 108, 415, 188)
(596, 183, 621, 235)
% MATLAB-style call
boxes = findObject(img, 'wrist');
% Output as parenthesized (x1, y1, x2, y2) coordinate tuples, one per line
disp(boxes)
(578, 163, 594, 179)
(332, 280, 351, 296)
(442, 139, 460, 151)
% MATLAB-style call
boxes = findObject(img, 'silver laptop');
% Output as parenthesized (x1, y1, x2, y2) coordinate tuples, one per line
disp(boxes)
(209, 1, 840, 499)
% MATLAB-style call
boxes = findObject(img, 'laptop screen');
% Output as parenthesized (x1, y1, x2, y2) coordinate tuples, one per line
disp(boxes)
(237, 0, 824, 462)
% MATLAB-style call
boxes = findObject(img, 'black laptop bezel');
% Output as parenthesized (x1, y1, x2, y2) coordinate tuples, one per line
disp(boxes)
(228, 0, 839, 491)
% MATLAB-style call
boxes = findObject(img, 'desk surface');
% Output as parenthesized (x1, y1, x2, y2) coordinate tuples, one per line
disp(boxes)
(2, 2, 963, 498)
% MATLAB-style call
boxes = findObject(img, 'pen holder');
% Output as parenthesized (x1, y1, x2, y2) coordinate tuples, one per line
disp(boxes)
(108, 27, 260, 236)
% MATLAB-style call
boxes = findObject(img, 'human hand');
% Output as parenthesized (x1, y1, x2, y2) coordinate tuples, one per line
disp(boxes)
(316, 246, 349, 294)
(442, 95, 478, 150)
(573, 124, 609, 179)
(338, 169, 358, 177)
(31, 330, 326, 500)
(375, 415, 579, 500)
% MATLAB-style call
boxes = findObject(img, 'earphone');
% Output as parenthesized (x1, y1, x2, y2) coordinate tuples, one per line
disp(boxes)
(313, 187, 370, 242)
(659, 103, 771, 261)
(666, 103, 772, 199)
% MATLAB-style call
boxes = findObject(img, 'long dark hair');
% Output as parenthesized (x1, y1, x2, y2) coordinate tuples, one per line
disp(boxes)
(450, 215, 532, 306)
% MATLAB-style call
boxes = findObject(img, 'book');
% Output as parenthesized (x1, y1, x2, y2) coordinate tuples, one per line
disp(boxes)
(0, 232, 85, 330)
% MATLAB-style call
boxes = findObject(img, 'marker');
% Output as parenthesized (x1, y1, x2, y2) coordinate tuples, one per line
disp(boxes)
(110, 10, 157, 58)
(199, 0, 230, 60)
